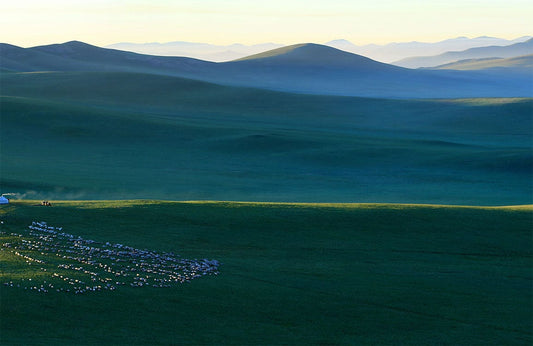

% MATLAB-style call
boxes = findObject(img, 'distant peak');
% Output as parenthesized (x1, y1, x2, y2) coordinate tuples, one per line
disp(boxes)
(62, 40, 94, 46)
(326, 39, 353, 44)
(37, 41, 104, 50)
(232, 43, 305, 60)
(29, 40, 104, 53)
(230, 42, 394, 69)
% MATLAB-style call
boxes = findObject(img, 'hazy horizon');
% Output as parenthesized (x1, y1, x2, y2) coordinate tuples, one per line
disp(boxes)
(2, 0, 531, 47)
(4, 35, 531, 50)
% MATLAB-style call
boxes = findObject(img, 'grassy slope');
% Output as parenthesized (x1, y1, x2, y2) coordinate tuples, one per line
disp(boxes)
(0, 41, 214, 76)
(434, 54, 533, 70)
(230, 43, 402, 71)
(1, 201, 531, 345)
(1, 72, 532, 204)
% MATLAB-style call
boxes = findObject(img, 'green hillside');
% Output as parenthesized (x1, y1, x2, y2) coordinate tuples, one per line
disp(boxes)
(231, 43, 402, 70)
(1, 71, 531, 204)
(233, 43, 310, 61)
(1, 201, 531, 344)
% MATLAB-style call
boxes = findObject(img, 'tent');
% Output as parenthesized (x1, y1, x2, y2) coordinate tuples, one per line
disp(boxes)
(0, 196, 9, 204)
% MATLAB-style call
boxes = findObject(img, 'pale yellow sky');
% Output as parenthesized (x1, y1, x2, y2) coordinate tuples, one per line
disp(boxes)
(1, 0, 531, 47)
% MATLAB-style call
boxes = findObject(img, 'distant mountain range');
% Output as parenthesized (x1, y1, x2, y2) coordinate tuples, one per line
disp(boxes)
(326, 36, 531, 63)
(1, 41, 531, 98)
(394, 38, 533, 68)
(106, 36, 531, 63)
(106, 41, 285, 62)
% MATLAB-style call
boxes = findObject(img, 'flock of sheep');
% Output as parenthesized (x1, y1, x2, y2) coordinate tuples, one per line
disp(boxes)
(1, 221, 220, 294)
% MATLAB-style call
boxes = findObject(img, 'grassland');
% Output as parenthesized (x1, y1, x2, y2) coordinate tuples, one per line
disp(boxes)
(2, 71, 532, 205)
(1, 200, 532, 345)
(1, 40, 532, 346)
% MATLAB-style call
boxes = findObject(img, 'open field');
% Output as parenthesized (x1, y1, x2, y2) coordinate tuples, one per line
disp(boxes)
(2, 71, 532, 205)
(1, 200, 532, 345)
(1, 40, 531, 345)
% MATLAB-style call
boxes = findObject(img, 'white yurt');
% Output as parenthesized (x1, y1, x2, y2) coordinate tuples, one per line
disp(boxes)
(0, 196, 9, 204)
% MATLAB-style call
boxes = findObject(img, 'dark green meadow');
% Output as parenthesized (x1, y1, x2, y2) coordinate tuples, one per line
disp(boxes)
(1, 42, 532, 346)
(1, 201, 532, 345)
(1, 72, 532, 204)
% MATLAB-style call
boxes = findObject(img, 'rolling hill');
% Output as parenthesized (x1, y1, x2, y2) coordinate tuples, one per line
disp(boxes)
(1, 35, 531, 346)
(394, 38, 533, 68)
(105, 36, 533, 63)
(1, 71, 531, 204)
(217, 43, 531, 97)
(0, 41, 215, 76)
(1, 41, 531, 98)
(231, 43, 402, 69)
(432, 54, 533, 71)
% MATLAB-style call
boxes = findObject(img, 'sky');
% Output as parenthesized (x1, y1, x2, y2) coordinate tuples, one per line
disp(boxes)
(2, 0, 532, 47)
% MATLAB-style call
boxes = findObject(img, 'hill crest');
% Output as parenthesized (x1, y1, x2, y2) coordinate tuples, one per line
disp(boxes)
(230, 43, 402, 70)
(1, 40, 530, 98)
